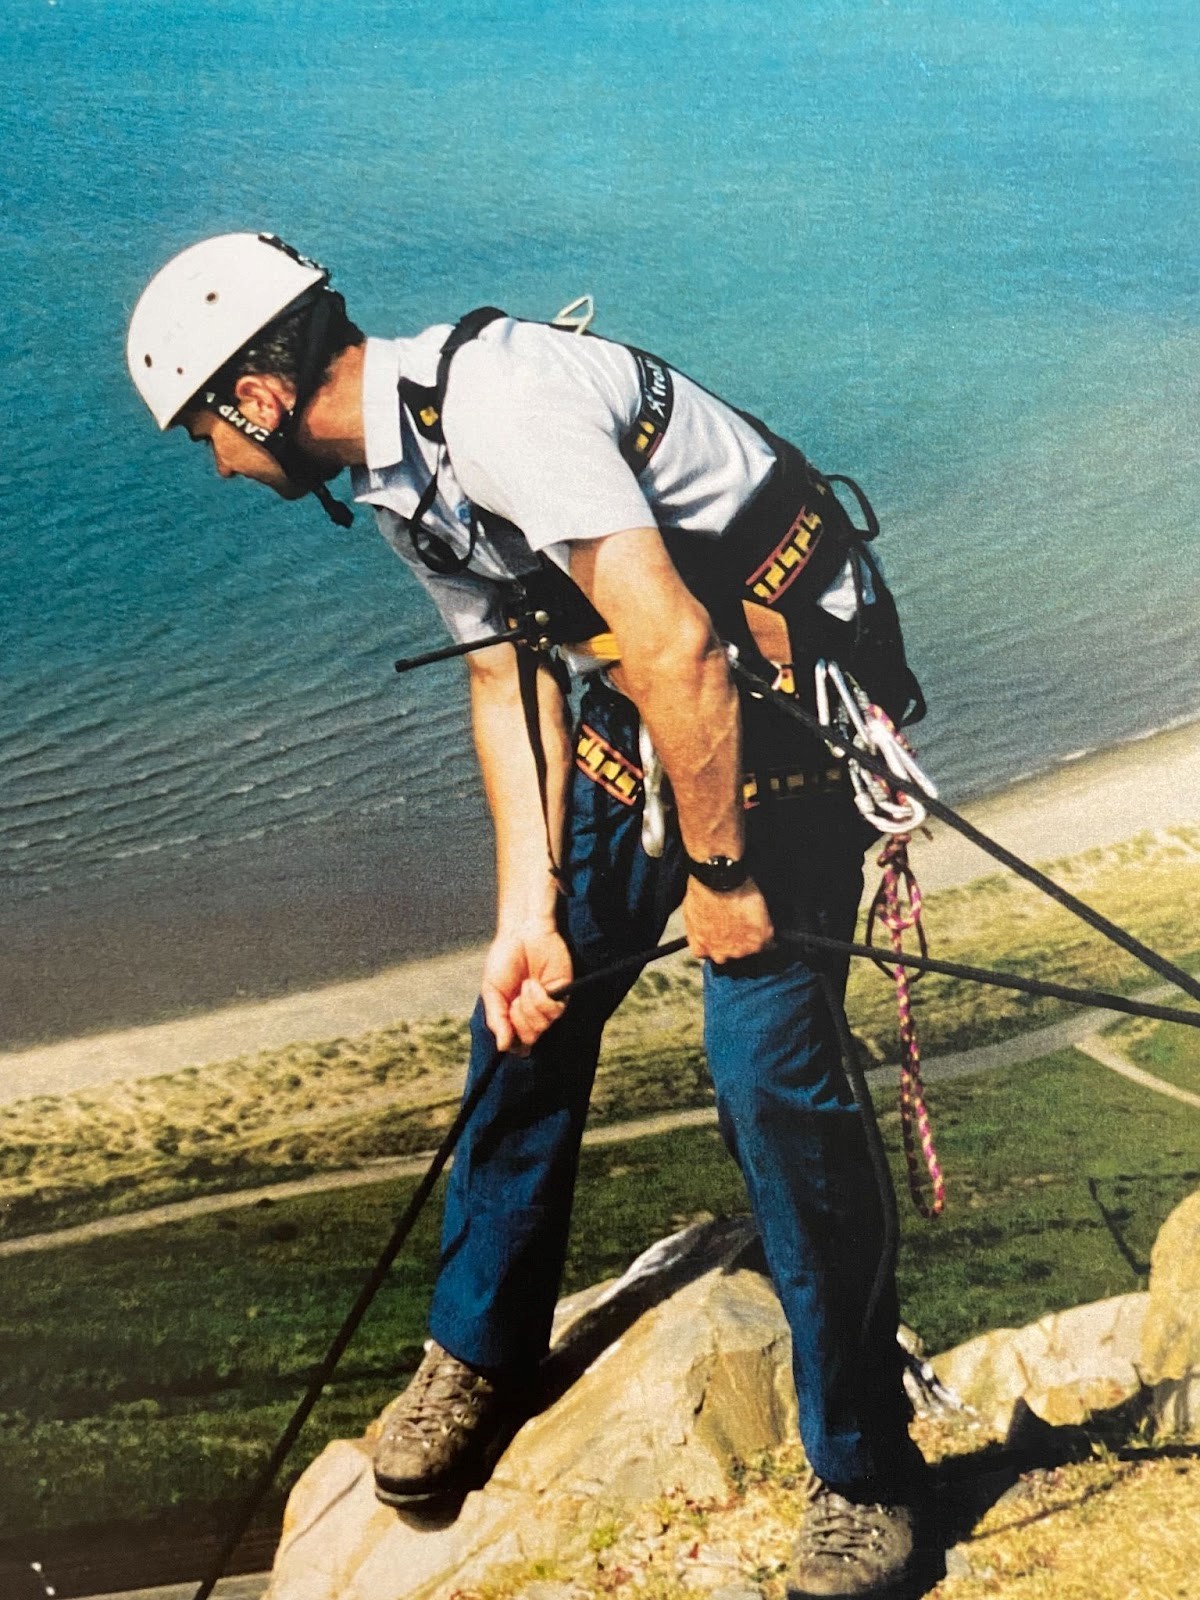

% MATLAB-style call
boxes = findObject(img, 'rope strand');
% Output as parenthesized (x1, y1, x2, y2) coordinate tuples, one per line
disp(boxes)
(728, 655, 1200, 1008)
(867, 836, 945, 1218)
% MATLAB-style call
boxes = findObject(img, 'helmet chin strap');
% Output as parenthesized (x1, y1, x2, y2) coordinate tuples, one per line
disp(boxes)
(205, 287, 356, 529)
(203, 395, 355, 528)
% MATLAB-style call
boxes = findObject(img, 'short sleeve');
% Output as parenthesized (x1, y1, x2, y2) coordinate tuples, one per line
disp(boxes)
(371, 506, 509, 646)
(441, 328, 657, 552)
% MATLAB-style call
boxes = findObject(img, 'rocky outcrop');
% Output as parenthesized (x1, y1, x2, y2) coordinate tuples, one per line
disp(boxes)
(266, 1191, 1200, 1600)
(931, 1293, 1148, 1435)
(1140, 1187, 1200, 1432)
(266, 1218, 798, 1600)
(930, 1186, 1200, 1439)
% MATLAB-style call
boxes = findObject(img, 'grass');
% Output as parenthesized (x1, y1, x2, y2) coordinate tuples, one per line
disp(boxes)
(1105, 1012, 1200, 1099)
(2, 827, 1198, 1244)
(926, 1451, 1200, 1600)
(444, 1439, 1200, 1600)
(1, 1045, 1197, 1542)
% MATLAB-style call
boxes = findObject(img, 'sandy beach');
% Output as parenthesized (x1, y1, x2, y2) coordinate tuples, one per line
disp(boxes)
(2, 717, 1198, 1108)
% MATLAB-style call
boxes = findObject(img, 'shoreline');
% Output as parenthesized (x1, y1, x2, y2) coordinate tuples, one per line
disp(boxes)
(1, 716, 1198, 1107)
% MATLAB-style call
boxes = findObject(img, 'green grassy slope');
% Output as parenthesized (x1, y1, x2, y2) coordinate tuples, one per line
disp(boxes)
(2, 828, 1197, 1243)
(2, 1046, 1196, 1540)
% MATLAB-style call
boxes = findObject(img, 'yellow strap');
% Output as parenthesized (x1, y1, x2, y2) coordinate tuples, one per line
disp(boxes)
(572, 631, 621, 663)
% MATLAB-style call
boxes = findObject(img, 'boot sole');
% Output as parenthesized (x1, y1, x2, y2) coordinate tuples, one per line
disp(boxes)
(373, 1414, 522, 1510)
(785, 1575, 915, 1600)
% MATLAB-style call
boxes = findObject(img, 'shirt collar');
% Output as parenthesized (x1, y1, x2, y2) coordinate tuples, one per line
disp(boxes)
(360, 336, 405, 472)
(359, 327, 454, 473)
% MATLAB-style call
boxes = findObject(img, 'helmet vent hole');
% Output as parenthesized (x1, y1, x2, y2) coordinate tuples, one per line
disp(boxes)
(206, 291, 218, 303)
(143, 354, 152, 367)
(176, 366, 184, 375)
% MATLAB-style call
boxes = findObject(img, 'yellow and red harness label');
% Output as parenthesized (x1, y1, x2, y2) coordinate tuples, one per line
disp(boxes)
(742, 765, 846, 808)
(576, 725, 644, 805)
(745, 507, 823, 604)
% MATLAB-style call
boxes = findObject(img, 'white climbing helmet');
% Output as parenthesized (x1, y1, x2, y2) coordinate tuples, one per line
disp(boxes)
(126, 232, 329, 429)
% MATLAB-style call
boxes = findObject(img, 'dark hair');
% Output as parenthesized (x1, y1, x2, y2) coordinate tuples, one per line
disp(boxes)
(216, 288, 364, 393)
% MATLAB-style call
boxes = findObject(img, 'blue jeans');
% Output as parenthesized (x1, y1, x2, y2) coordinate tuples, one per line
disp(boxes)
(428, 679, 916, 1490)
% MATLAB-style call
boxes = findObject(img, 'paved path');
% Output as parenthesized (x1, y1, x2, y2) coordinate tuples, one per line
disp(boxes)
(0, 1107, 722, 1259)
(5, 1002, 1195, 1262)
(1074, 1035, 1200, 1110)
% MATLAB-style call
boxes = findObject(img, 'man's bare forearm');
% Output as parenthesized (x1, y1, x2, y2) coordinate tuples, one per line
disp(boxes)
(573, 529, 744, 861)
(570, 526, 773, 963)
(611, 626, 744, 864)
(467, 641, 571, 933)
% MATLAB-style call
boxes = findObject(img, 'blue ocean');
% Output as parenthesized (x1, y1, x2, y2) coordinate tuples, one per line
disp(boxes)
(2, 0, 1198, 1043)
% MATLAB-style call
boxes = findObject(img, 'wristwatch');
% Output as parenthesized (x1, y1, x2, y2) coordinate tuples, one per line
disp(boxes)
(685, 852, 750, 892)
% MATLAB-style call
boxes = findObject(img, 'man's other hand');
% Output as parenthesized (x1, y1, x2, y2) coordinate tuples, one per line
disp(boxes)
(481, 928, 573, 1054)
(683, 878, 775, 964)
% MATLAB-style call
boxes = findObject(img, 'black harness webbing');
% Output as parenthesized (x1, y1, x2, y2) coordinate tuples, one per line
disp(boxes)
(396, 308, 678, 888)
(514, 643, 569, 893)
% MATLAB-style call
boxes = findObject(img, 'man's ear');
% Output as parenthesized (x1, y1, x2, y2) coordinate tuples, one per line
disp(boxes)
(233, 373, 296, 429)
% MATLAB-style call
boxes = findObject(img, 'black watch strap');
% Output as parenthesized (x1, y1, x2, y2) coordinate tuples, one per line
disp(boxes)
(685, 852, 750, 892)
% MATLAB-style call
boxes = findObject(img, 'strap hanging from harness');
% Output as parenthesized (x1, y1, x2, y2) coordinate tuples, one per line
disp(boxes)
(513, 643, 570, 895)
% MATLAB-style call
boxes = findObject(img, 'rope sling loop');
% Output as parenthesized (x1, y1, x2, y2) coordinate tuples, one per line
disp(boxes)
(814, 654, 945, 1217)
(867, 836, 945, 1218)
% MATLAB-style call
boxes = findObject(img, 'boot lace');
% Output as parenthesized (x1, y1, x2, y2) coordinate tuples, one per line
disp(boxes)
(395, 1344, 496, 1440)
(798, 1480, 892, 1559)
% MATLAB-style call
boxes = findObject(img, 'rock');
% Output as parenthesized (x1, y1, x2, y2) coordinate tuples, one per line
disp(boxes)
(1140, 1187, 1200, 1432)
(931, 1293, 1147, 1434)
(942, 1544, 974, 1578)
(266, 1218, 799, 1600)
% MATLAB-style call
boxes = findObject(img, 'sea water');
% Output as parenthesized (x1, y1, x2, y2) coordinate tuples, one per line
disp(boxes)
(2, 0, 1198, 1032)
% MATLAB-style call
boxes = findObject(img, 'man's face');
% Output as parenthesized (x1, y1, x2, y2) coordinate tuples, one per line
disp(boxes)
(180, 409, 306, 500)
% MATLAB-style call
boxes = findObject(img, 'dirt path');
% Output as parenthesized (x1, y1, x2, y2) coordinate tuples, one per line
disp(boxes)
(6, 1003, 1194, 1262)
(1074, 1035, 1200, 1110)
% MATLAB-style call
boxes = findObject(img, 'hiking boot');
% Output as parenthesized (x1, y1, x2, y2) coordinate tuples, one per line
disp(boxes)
(373, 1340, 524, 1507)
(785, 1479, 918, 1599)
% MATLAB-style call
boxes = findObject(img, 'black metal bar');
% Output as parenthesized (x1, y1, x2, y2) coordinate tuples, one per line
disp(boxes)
(395, 627, 524, 674)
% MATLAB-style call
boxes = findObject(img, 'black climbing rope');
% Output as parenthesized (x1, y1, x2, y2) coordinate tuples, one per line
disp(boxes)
(728, 655, 1200, 1009)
